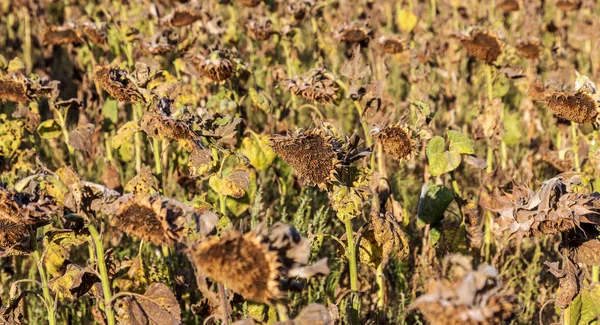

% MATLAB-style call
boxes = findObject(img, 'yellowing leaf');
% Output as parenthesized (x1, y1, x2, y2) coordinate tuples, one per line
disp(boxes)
(37, 119, 62, 139)
(397, 10, 418, 33)
(112, 121, 141, 149)
(240, 134, 276, 171)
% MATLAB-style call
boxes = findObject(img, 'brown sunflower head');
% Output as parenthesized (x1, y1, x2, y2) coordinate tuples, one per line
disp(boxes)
(78, 21, 107, 45)
(373, 123, 417, 161)
(237, 0, 262, 7)
(544, 90, 598, 123)
(140, 111, 198, 142)
(93, 65, 143, 103)
(270, 128, 340, 186)
(281, 67, 339, 104)
(111, 195, 188, 246)
(516, 39, 541, 60)
(378, 35, 407, 55)
(42, 24, 83, 46)
(188, 223, 327, 304)
(0, 75, 29, 104)
(160, 4, 203, 27)
(0, 188, 53, 254)
(143, 29, 178, 55)
(497, 0, 522, 13)
(409, 255, 516, 325)
(556, 0, 581, 11)
(336, 21, 372, 43)
(190, 51, 236, 82)
(246, 18, 275, 41)
(460, 30, 504, 64)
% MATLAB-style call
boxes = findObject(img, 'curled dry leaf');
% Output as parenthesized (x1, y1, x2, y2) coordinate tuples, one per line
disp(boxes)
(68, 123, 96, 153)
(545, 254, 582, 309)
(115, 283, 181, 325)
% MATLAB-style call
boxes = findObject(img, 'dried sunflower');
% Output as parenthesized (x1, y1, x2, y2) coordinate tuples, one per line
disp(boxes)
(270, 128, 341, 186)
(78, 21, 107, 45)
(336, 21, 372, 43)
(143, 30, 178, 55)
(497, 0, 521, 13)
(544, 90, 598, 123)
(140, 111, 198, 142)
(378, 35, 407, 54)
(556, 0, 581, 11)
(373, 123, 417, 161)
(188, 223, 328, 304)
(237, 0, 261, 7)
(460, 30, 504, 64)
(490, 174, 600, 242)
(189, 51, 236, 82)
(516, 39, 541, 60)
(160, 4, 203, 27)
(409, 255, 516, 325)
(111, 195, 189, 246)
(42, 24, 83, 46)
(0, 188, 53, 253)
(246, 18, 275, 41)
(0, 74, 59, 104)
(281, 67, 338, 104)
(93, 65, 143, 103)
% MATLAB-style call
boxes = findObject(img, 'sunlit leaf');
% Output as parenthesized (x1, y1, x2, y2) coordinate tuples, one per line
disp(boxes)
(417, 182, 454, 225)
(37, 119, 62, 139)
(448, 130, 475, 154)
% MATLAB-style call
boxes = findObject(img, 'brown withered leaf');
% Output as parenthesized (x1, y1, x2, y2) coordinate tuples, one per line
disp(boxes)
(68, 123, 95, 153)
(115, 283, 181, 325)
(545, 254, 582, 309)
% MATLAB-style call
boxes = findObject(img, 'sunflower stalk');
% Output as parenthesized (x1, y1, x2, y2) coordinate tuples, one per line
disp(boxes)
(32, 230, 56, 325)
(344, 217, 360, 325)
(89, 225, 115, 325)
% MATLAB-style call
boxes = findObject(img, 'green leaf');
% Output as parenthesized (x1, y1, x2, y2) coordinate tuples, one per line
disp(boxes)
(429, 225, 442, 246)
(37, 119, 62, 139)
(240, 134, 276, 171)
(502, 113, 523, 147)
(427, 136, 461, 176)
(396, 9, 418, 33)
(448, 130, 475, 154)
(417, 182, 454, 225)
(7, 57, 24, 73)
(571, 284, 600, 325)
(492, 74, 511, 98)
(102, 99, 119, 124)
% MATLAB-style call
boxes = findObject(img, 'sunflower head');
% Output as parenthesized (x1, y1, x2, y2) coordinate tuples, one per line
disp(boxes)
(246, 18, 275, 41)
(336, 21, 372, 43)
(0, 76, 29, 104)
(497, 0, 522, 13)
(516, 39, 541, 60)
(237, 0, 262, 7)
(281, 67, 339, 104)
(373, 123, 417, 161)
(270, 128, 340, 186)
(93, 65, 142, 103)
(188, 230, 282, 304)
(42, 24, 83, 46)
(287, 1, 312, 21)
(378, 35, 407, 55)
(79, 21, 107, 45)
(544, 91, 598, 123)
(162, 5, 203, 27)
(140, 112, 197, 142)
(460, 30, 504, 64)
(111, 195, 178, 246)
(190, 51, 237, 82)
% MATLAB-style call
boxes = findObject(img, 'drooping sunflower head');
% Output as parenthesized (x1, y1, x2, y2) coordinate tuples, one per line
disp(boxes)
(516, 39, 541, 60)
(93, 65, 143, 103)
(0, 75, 29, 104)
(190, 51, 237, 82)
(111, 195, 178, 246)
(373, 123, 417, 161)
(161, 4, 203, 27)
(497, 0, 522, 13)
(544, 90, 598, 124)
(378, 35, 407, 55)
(281, 67, 339, 104)
(246, 18, 275, 41)
(336, 21, 372, 43)
(42, 23, 83, 46)
(270, 128, 341, 186)
(459, 30, 504, 64)
(188, 230, 282, 304)
(237, 0, 262, 7)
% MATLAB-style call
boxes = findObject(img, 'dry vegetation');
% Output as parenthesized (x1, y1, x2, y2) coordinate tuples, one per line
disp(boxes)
(1, 0, 600, 324)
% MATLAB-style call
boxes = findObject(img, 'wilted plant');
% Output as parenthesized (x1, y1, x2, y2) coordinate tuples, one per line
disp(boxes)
(281, 67, 339, 104)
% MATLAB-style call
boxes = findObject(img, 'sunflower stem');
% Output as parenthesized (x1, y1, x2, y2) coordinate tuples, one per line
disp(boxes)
(218, 283, 230, 324)
(32, 232, 56, 325)
(133, 103, 143, 173)
(89, 225, 115, 325)
(376, 262, 385, 319)
(153, 138, 162, 186)
(276, 303, 289, 322)
(344, 217, 359, 325)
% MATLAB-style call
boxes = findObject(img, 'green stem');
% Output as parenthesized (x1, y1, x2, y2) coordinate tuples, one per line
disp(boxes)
(89, 225, 115, 325)
(376, 263, 384, 318)
(344, 218, 359, 325)
(32, 249, 56, 325)
(153, 138, 162, 184)
(276, 303, 289, 322)
(485, 64, 493, 102)
(133, 104, 143, 173)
